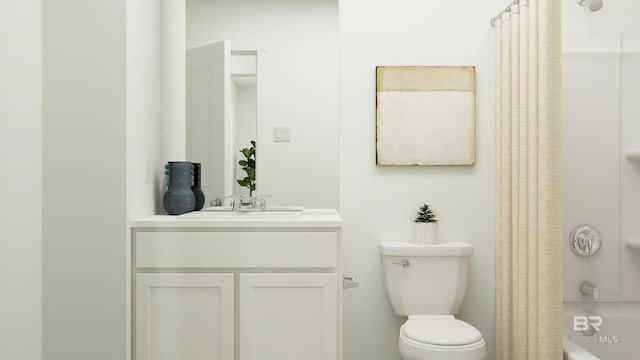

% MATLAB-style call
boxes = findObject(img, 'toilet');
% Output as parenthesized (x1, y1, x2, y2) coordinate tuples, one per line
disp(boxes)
(379, 241, 486, 360)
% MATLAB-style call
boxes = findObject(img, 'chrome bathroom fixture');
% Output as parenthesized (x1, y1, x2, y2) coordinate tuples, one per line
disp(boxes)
(570, 225, 602, 257)
(577, 0, 604, 12)
(491, 0, 603, 27)
(392, 258, 410, 268)
(342, 275, 360, 289)
(580, 281, 600, 301)
(489, 0, 518, 27)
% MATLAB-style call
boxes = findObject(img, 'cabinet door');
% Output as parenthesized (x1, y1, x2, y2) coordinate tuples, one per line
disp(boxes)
(136, 273, 234, 360)
(239, 273, 337, 360)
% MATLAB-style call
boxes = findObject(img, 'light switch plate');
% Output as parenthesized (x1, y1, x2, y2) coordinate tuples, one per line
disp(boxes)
(273, 126, 291, 142)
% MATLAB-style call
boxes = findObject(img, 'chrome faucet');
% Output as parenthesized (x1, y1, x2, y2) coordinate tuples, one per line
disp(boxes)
(230, 195, 269, 212)
(580, 281, 599, 300)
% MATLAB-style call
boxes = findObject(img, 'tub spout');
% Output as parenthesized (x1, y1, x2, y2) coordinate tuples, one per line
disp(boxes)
(580, 281, 599, 300)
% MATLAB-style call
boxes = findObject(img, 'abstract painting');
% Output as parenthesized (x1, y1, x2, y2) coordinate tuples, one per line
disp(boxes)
(376, 66, 476, 165)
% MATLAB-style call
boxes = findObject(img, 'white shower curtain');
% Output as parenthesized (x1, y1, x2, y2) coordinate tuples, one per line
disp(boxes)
(494, 0, 562, 359)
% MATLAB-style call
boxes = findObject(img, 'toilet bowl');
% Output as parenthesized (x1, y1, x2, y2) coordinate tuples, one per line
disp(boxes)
(398, 315, 485, 360)
(379, 242, 486, 360)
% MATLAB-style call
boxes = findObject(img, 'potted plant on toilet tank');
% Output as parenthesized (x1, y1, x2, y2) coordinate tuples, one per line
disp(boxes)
(413, 203, 439, 244)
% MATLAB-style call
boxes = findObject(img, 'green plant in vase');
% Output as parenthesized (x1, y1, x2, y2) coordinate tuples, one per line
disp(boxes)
(413, 203, 439, 244)
(414, 203, 438, 223)
(237, 140, 256, 197)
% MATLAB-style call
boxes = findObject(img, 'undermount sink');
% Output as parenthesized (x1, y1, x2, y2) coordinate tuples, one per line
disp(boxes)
(178, 206, 304, 219)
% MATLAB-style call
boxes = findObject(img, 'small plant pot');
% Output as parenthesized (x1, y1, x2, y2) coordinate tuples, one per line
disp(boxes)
(413, 222, 439, 244)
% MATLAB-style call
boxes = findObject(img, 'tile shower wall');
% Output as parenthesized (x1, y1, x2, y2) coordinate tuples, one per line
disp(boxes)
(561, 32, 622, 301)
(562, 0, 640, 302)
(619, 47, 640, 300)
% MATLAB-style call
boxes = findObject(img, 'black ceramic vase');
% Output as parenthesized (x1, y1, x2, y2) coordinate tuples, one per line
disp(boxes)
(191, 162, 205, 211)
(163, 161, 196, 215)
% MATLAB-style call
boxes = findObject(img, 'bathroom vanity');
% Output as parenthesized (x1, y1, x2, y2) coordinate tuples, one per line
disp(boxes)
(130, 209, 343, 360)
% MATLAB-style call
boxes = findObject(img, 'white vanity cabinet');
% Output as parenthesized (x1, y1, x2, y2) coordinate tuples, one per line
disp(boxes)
(135, 273, 234, 360)
(239, 273, 337, 360)
(130, 210, 342, 360)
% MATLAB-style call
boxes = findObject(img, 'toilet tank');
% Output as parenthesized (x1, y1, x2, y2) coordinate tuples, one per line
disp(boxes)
(379, 242, 473, 316)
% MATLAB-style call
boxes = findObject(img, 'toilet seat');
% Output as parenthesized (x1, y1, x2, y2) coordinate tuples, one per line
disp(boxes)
(398, 315, 486, 360)
(402, 315, 482, 346)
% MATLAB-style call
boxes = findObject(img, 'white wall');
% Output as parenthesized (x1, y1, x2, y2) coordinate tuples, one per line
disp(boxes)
(339, 1, 500, 359)
(43, 0, 127, 358)
(126, 3, 164, 357)
(0, 1, 42, 359)
(162, 0, 186, 165)
(186, 0, 339, 208)
(43, 0, 163, 359)
(127, 0, 163, 218)
(562, 0, 640, 303)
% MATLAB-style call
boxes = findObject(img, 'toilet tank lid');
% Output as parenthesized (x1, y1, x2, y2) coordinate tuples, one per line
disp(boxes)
(379, 242, 472, 256)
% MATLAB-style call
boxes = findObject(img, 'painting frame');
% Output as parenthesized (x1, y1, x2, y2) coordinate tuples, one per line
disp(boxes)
(376, 66, 476, 166)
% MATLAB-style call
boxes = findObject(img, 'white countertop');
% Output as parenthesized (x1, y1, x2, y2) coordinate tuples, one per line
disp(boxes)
(130, 208, 342, 229)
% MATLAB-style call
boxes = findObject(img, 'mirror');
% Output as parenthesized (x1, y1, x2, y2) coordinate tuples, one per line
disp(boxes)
(186, 40, 261, 205)
(185, 0, 339, 208)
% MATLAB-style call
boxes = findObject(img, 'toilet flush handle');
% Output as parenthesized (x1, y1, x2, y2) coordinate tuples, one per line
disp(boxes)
(343, 275, 359, 289)
(392, 258, 410, 268)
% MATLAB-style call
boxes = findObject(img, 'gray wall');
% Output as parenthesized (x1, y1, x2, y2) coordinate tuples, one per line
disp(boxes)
(42, 0, 162, 358)
(0, 1, 42, 359)
(43, 0, 127, 358)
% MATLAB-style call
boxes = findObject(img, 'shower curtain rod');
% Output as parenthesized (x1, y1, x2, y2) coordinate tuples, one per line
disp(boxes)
(492, 0, 603, 26)
(490, 0, 521, 27)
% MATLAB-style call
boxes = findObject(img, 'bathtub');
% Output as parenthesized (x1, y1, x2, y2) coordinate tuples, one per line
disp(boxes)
(563, 337, 599, 360)
(563, 303, 640, 359)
